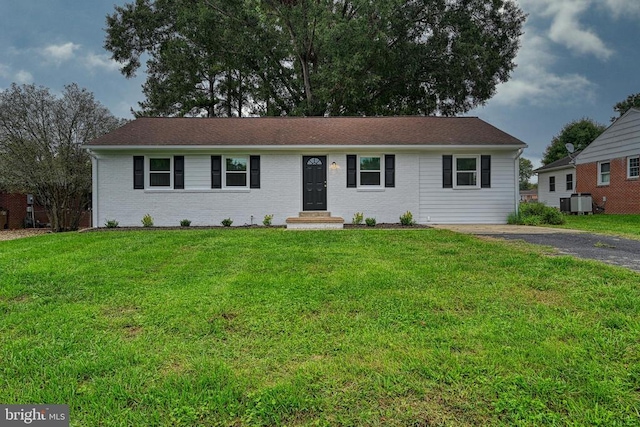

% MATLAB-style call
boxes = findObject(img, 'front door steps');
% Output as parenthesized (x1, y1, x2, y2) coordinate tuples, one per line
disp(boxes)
(285, 211, 344, 230)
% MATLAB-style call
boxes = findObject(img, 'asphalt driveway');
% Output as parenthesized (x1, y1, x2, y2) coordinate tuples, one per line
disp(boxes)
(432, 225, 640, 272)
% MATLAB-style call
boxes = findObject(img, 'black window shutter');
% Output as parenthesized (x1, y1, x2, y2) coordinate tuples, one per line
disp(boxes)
(347, 155, 357, 188)
(133, 156, 144, 189)
(481, 155, 491, 188)
(174, 156, 184, 189)
(250, 155, 260, 189)
(211, 155, 222, 189)
(442, 155, 453, 188)
(385, 155, 395, 188)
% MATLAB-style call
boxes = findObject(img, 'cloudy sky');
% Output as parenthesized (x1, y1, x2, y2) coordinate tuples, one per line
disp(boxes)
(1, 0, 639, 168)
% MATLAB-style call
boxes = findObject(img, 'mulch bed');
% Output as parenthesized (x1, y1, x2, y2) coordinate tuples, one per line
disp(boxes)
(82, 223, 432, 232)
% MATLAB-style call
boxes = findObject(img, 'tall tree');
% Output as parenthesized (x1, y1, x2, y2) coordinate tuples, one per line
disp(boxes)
(612, 92, 640, 121)
(105, 0, 525, 117)
(519, 157, 533, 190)
(541, 118, 606, 165)
(0, 84, 125, 231)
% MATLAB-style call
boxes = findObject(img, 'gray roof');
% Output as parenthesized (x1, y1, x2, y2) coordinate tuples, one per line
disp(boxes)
(534, 151, 581, 173)
(86, 116, 526, 148)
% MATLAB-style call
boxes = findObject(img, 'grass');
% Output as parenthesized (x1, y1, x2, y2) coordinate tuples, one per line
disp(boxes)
(1, 229, 639, 426)
(548, 214, 640, 240)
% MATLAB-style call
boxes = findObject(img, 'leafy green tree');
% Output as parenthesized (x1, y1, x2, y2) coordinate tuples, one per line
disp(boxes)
(105, 0, 525, 117)
(0, 84, 125, 231)
(519, 157, 533, 190)
(612, 92, 640, 121)
(541, 118, 606, 165)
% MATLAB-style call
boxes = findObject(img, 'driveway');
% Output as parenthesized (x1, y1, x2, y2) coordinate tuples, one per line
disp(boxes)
(432, 225, 640, 272)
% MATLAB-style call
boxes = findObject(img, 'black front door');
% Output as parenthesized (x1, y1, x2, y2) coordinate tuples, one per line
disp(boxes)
(303, 156, 327, 211)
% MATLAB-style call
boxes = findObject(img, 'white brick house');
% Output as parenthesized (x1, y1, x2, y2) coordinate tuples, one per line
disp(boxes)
(85, 117, 526, 227)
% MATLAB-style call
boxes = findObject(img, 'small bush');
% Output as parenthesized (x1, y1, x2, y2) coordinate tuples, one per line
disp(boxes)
(141, 214, 154, 227)
(352, 212, 364, 225)
(507, 202, 565, 226)
(104, 219, 119, 228)
(221, 218, 233, 227)
(180, 219, 191, 227)
(399, 211, 416, 226)
(365, 217, 377, 227)
(542, 208, 565, 225)
(263, 214, 274, 227)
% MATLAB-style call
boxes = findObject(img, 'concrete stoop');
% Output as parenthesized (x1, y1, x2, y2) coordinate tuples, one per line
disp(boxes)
(285, 211, 344, 230)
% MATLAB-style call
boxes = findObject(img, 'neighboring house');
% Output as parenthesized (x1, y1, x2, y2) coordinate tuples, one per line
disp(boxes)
(519, 189, 538, 202)
(0, 192, 49, 229)
(534, 152, 580, 209)
(0, 192, 92, 229)
(85, 117, 526, 227)
(575, 108, 640, 213)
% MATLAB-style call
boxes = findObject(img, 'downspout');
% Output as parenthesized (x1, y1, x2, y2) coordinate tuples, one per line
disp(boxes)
(514, 148, 524, 215)
(90, 153, 98, 228)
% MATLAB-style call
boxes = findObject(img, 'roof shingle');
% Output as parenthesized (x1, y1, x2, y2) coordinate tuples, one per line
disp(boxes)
(86, 116, 526, 147)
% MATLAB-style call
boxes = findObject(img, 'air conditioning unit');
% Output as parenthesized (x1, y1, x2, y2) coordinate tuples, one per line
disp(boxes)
(570, 193, 592, 214)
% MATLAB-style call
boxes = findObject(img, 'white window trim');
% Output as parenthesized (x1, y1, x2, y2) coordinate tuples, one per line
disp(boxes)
(597, 161, 611, 186)
(453, 155, 480, 189)
(357, 155, 383, 188)
(549, 176, 556, 192)
(224, 155, 249, 188)
(627, 156, 639, 179)
(148, 156, 172, 189)
(566, 173, 573, 191)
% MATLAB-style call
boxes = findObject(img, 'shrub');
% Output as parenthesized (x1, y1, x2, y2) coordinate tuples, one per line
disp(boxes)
(221, 218, 233, 227)
(180, 219, 191, 227)
(542, 208, 565, 225)
(365, 217, 377, 227)
(141, 214, 154, 227)
(263, 214, 274, 227)
(352, 212, 364, 225)
(507, 202, 565, 226)
(104, 219, 119, 228)
(399, 211, 416, 226)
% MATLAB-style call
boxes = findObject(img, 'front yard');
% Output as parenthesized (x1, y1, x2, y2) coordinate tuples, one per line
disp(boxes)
(1, 229, 638, 426)
(550, 214, 640, 240)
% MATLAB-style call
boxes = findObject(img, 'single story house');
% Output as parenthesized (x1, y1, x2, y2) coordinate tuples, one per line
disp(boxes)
(534, 151, 580, 209)
(519, 189, 538, 203)
(84, 117, 527, 227)
(575, 108, 640, 213)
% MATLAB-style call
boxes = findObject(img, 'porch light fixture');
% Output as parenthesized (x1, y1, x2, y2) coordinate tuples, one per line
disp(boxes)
(330, 161, 340, 170)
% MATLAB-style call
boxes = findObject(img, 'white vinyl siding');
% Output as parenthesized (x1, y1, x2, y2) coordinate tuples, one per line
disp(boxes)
(419, 151, 516, 224)
(577, 109, 640, 165)
(536, 167, 575, 209)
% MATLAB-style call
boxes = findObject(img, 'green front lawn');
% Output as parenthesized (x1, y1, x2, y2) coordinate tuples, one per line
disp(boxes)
(1, 229, 639, 426)
(552, 214, 640, 240)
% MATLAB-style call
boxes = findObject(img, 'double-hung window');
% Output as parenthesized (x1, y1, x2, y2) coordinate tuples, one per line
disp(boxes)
(454, 156, 479, 188)
(566, 173, 573, 191)
(628, 156, 639, 179)
(598, 161, 610, 185)
(149, 158, 171, 187)
(359, 156, 381, 186)
(225, 156, 248, 187)
(549, 176, 555, 192)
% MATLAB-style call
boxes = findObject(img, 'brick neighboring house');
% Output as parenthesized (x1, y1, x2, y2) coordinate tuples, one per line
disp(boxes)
(0, 192, 48, 229)
(575, 108, 640, 214)
(0, 192, 92, 229)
